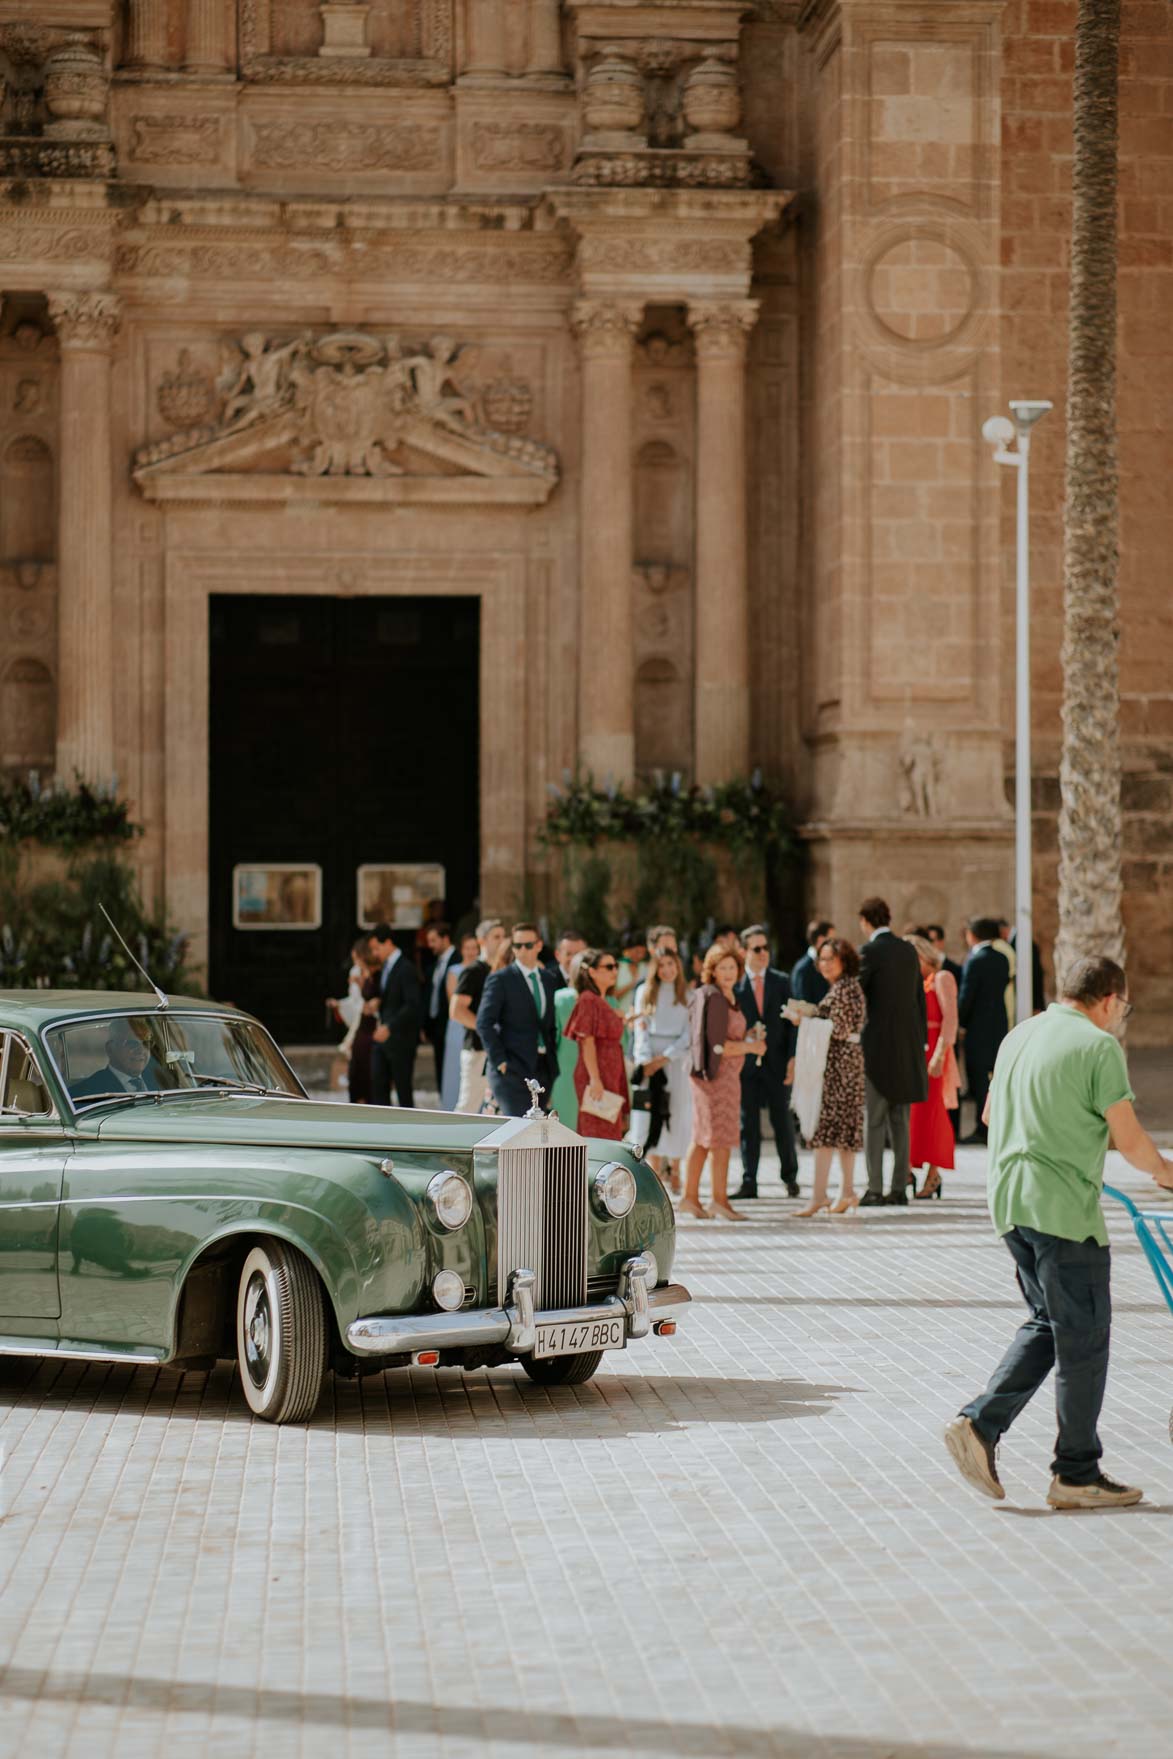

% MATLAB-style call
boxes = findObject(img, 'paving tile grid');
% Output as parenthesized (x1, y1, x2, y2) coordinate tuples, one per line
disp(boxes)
(1, 1146, 1172, 1759)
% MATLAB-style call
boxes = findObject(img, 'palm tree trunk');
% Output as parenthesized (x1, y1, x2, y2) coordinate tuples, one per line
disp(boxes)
(1055, 0, 1123, 987)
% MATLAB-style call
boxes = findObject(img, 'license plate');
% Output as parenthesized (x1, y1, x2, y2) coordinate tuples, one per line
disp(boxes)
(532, 1316, 625, 1359)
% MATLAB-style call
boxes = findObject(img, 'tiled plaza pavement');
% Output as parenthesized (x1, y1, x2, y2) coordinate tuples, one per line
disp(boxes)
(2, 1147, 1172, 1759)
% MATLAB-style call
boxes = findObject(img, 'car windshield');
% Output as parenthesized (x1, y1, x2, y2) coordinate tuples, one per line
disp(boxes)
(44, 1011, 303, 1108)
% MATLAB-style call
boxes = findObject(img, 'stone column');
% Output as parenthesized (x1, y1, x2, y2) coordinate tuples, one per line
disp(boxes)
(571, 298, 643, 784)
(526, 0, 563, 76)
(688, 299, 758, 785)
(125, 0, 169, 69)
(186, 0, 232, 71)
(47, 292, 120, 785)
(463, 0, 507, 78)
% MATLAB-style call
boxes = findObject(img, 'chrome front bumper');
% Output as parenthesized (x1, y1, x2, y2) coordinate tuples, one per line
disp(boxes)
(346, 1256, 691, 1359)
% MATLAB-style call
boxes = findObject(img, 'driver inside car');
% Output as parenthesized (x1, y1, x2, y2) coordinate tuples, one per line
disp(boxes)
(70, 1020, 164, 1099)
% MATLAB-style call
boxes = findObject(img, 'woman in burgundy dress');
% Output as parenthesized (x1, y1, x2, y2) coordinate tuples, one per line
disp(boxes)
(681, 944, 766, 1221)
(907, 933, 959, 1198)
(347, 940, 383, 1106)
(564, 949, 630, 1140)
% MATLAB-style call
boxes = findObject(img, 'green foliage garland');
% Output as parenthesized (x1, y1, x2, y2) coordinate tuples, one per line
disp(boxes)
(0, 773, 139, 852)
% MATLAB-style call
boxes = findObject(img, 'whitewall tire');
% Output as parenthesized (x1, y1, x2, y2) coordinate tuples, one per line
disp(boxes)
(235, 1240, 327, 1423)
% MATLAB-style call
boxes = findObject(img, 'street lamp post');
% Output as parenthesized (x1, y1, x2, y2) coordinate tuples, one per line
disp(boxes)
(982, 399, 1052, 1025)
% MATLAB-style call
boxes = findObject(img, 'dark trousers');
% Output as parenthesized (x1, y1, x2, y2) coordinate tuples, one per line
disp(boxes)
(347, 1030, 375, 1105)
(739, 1073, 798, 1188)
(426, 1016, 447, 1092)
(961, 1226, 1110, 1484)
(371, 1037, 415, 1108)
(864, 1078, 911, 1195)
(487, 1066, 537, 1119)
(965, 1048, 998, 1140)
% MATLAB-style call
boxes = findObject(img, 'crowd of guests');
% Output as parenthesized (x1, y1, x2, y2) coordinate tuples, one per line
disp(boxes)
(329, 898, 1042, 1221)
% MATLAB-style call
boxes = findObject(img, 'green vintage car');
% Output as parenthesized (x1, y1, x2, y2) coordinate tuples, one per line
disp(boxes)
(0, 991, 688, 1421)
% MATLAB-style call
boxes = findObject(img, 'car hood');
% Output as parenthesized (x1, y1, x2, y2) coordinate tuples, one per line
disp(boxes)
(83, 1095, 505, 1156)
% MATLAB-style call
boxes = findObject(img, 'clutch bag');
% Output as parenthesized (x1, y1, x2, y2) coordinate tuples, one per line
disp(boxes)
(580, 1088, 625, 1125)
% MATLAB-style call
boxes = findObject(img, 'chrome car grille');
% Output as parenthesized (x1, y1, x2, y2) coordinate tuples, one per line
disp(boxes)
(497, 1140, 588, 1312)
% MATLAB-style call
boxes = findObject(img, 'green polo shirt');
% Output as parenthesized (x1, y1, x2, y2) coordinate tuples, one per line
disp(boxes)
(986, 1003, 1134, 1247)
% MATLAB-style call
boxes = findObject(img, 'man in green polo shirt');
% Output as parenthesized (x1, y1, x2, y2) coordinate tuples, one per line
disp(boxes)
(945, 955, 1173, 1509)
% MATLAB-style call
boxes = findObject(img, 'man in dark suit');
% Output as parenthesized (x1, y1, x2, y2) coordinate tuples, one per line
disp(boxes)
(926, 924, 963, 988)
(423, 920, 460, 1092)
(857, 897, 928, 1206)
(477, 921, 559, 1117)
(959, 916, 1011, 1143)
(791, 918, 834, 1006)
(733, 925, 799, 1199)
(370, 921, 421, 1107)
(70, 1019, 162, 1098)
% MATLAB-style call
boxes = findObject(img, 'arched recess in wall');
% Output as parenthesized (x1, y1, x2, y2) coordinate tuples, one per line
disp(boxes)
(0, 657, 55, 769)
(634, 438, 689, 563)
(1, 434, 55, 562)
(635, 656, 689, 774)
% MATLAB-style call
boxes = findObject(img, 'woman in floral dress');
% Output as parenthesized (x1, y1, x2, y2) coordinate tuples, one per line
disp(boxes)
(564, 949, 629, 1140)
(793, 937, 867, 1215)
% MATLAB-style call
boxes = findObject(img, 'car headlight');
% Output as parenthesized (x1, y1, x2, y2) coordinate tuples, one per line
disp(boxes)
(592, 1162, 637, 1219)
(432, 1269, 467, 1311)
(426, 1170, 473, 1231)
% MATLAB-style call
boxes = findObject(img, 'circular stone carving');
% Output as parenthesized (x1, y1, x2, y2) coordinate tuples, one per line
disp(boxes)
(867, 237, 976, 346)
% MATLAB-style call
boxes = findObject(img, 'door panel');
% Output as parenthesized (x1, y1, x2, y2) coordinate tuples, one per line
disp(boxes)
(209, 594, 480, 1043)
(0, 1033, 65, 1318)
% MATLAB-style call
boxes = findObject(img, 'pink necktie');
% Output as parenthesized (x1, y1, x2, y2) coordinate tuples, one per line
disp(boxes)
(753, 974, 764, 1016)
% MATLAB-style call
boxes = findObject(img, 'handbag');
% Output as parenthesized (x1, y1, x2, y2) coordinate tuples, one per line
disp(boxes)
(579, 1087, 625, 1125)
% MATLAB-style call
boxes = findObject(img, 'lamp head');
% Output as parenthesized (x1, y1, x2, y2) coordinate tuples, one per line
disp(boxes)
(982, 415, 1015, 448)
(1009, 399, 1053, 430)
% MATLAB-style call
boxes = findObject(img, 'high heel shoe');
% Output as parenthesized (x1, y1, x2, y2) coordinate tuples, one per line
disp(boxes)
(829, 1194, 859, 1214)
(678, 1196, 713, 1219)
(915, 1170, 943, 1200)
(793, 1200, 830, 1217)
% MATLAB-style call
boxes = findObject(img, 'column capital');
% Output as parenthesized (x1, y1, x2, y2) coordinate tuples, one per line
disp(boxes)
(570, 299, 644, 358)
(687, 300, 760, 360)
(47, 291, 122, 351)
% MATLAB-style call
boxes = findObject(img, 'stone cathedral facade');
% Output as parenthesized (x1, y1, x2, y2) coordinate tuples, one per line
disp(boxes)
(1, 1, 1170, 1030)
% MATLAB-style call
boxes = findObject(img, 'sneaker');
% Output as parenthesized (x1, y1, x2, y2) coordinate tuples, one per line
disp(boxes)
(1046, 1472, 1143, 1510)
(944, 1416, 1005, 1501)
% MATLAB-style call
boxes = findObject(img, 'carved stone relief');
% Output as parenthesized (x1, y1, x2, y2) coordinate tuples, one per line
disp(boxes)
(241, 0, 452, 82)
(128, 115, 222, 167)
(471, 121, 567, 173)
(0, 314, 58, 771)
(157, 348, 218, 430)
(247, 119, 443, 172)
(115, 238, 573, 286)
(135, 328, 558, 498)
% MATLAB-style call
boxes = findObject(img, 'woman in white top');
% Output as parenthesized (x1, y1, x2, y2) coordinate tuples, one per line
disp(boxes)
(631, 947, 693, 1191)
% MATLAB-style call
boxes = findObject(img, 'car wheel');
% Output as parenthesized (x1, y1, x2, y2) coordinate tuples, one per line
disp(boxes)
(521, 1350, 605, 1387)
(235, 1241, 327, 1423)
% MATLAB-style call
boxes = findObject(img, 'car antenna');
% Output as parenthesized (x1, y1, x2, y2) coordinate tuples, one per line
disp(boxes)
(98, 904, 170, 1011)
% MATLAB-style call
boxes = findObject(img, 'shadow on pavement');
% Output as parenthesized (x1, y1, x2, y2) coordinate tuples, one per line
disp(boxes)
(0, 1664, 1070, 1756)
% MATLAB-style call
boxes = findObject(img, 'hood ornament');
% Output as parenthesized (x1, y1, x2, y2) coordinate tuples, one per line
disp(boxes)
(524, 1078, 546, 1120)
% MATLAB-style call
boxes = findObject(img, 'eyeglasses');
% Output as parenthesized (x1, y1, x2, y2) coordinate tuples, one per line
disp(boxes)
(513, 939, 537, 951)
(816, 951, 837, 965)
(747, 943, 768, 954)
(1114, 995, 1134, 1020)
(595, 959, 618, 971)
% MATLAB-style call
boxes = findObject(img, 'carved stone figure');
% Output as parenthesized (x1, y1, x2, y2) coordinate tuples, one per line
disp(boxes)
(899, 733, 943, 819)
(220, 332, 310, 428)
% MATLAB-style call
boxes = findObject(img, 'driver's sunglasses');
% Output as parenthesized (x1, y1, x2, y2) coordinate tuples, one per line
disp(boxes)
(513, 939, 538, 951)
(595, 959, 618, 970)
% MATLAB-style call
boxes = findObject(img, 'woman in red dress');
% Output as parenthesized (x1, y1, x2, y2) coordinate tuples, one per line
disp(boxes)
(564, 949, 630, 1140)
(907, 933, 959, 1198)
(681, 944, 766, 1221)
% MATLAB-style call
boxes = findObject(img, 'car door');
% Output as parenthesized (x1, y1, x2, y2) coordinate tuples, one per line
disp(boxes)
(0, 1031, 66, 1320)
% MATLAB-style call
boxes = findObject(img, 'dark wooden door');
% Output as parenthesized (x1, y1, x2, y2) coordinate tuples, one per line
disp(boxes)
(209, 594, 480, 1044)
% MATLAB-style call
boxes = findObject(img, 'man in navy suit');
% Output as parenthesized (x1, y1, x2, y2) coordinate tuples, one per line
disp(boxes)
(733, 925, 800, 1199)
(959, 916, 1011, 1143)
(476, 921, 559, 1117)
(370, 921, 421, 1107)
(70, 1018, 163, 1098)
(790, 918, 834, 1006)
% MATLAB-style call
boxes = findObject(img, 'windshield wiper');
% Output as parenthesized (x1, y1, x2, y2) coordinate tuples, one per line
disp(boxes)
(71, 1090, 161, 1112)
(189, 1076, 299, 1098)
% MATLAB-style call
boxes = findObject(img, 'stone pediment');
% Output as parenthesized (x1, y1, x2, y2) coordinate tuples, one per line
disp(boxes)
(133, 330, 559, 506)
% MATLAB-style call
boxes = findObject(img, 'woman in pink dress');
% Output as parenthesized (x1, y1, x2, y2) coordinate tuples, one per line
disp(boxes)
(564, 949, 629, 1140)
(681, 944, 766, 1221)
(906, 934, 959, 1198)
